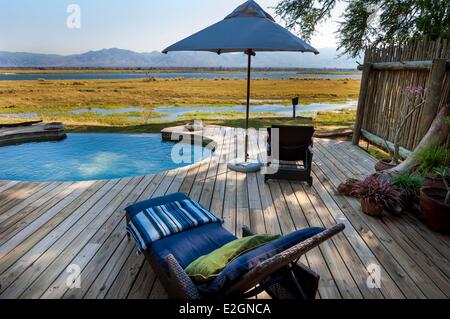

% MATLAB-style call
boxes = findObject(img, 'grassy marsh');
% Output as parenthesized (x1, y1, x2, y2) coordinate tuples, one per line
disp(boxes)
(0, 78, 359, 111)
(0, 77, 359, 133)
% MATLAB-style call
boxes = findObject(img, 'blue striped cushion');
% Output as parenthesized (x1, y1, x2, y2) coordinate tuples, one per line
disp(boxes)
(127, 198, 221, 254)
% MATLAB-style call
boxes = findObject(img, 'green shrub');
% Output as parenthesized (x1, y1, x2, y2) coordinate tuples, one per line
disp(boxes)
(417, 145, 450, 175)
(390, 174, 424, 196)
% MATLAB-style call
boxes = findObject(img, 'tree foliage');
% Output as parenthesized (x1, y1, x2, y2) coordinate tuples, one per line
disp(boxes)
(275, 0, 450, 57)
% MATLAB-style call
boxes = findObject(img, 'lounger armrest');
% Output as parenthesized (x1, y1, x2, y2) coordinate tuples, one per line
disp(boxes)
(242, 226, 255, 237)
(225, 223, 345, 297)
(166, 254, 200, 299)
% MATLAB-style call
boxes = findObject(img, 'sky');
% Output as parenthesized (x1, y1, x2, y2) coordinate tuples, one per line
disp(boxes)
(0, 0, 347, 55)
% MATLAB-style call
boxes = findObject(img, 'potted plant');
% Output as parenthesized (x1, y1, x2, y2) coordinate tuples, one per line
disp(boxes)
(375, 86, 426, 171)
(390, 173, 424, 216)
(337, 177, 359, 196)
(416, 145, 449, 188)
(351, 175, 402, 217)
(420, 168, 450, 233)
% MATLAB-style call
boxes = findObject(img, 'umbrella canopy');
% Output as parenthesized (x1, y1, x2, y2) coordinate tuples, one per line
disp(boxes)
(163, 0, 319, 54)
(163, 0, 319, 163)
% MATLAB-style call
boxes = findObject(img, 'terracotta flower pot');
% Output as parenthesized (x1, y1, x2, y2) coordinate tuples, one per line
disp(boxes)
(360, 198, 384, 217)
(420, 187, 450, 234)
(374, 159, 397, 172)
(423, 175, 445, 189)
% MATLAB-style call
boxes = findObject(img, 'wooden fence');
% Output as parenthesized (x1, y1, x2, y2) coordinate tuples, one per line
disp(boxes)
(352, 38, 450, 151)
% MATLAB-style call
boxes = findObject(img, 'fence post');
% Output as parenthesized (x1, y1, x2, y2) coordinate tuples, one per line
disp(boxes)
(418, 59, 447, 139)
(352, 63, 372, 145)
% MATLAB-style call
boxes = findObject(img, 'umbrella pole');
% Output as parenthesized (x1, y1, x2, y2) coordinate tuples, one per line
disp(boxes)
(244, 49, 253, 162)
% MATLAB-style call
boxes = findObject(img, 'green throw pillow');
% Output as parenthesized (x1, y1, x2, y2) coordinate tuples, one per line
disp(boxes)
(185, 233, 281, 282)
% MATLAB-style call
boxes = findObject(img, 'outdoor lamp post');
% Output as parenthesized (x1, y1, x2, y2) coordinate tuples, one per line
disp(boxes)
(292, 97, 299, 118)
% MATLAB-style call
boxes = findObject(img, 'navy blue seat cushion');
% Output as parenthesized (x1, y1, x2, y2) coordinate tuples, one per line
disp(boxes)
(125, 192, 188, 218)
(197, 227, 325, 296)
(149, 222, 237, 272)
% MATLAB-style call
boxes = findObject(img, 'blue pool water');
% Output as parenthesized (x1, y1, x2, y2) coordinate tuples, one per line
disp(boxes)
(0, 133, 212, 182)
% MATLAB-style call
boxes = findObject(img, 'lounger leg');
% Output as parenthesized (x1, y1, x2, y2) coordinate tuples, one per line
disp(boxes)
(289, 269, 308, 299)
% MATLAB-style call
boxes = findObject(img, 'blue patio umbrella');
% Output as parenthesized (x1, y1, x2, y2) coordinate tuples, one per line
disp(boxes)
(163, 0, 319, 163)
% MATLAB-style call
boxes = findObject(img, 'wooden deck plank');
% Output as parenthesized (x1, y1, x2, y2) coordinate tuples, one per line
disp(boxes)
(41, 175, 155, 299)
(299, 182, 386, 299)
(256, 172, 281, 236)
(178, 163, 201, 196)
(0, 182, 20, 200)
(4, 178, 139, 298)
(0, 181, 96, 262)
(65, 174, 165, 299)
(0, 182, 38, 204)
(208, 129, 229, 218)
(188, 130, 221, 202)
(246, 128, 266, 234)
(311, 150, 440, 298)
(223, 132, 237, 234)
(197, 128, 226, 209)
(0, 182, 76, 244)
(303, 174, 404, 299)
(0, 182, 53, 215)
(288, 182, 345, 299)
(0, 180, 119, 284)
(126, 263, 156, 299)
(84, 236, 134, 299)
(316, 143, 450, 282)
(0, 178, 129, 298)
(0, 182, 63, 224)
(0, 180, 108, 275)
(311, 165, 427, 298)
(314, 143, 449, 298)
(148, 279, 168, 299)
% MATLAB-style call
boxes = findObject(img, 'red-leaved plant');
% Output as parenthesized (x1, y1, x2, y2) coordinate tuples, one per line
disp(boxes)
(351, 175, 402, 209)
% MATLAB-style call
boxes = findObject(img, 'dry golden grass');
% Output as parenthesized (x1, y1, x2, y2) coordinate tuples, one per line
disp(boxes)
(0, 78, 360, 113)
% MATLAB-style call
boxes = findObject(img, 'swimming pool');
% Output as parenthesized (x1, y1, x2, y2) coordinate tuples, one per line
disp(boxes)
(0, 133, 212, 182)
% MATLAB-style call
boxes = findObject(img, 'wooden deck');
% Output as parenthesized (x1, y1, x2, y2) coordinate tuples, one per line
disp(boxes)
(0, 126, 449, 299)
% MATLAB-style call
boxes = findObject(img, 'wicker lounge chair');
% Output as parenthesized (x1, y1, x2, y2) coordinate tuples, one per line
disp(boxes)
(125, 193, 344, 299)
(264, 125, 315, 186)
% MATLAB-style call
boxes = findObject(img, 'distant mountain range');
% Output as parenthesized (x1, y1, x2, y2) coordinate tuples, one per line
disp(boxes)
(0, 48, 358, 69)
